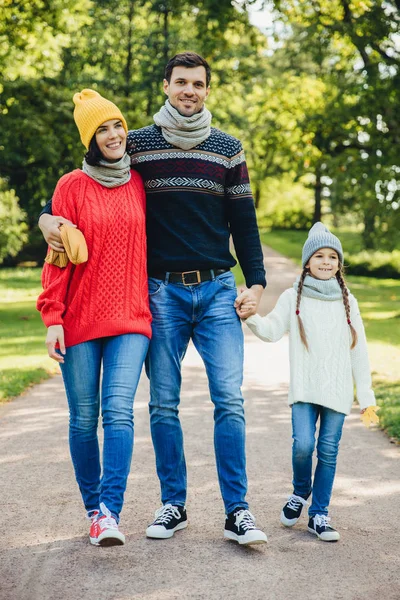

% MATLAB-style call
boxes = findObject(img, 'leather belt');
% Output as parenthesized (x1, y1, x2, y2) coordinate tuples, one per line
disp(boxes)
(148, 268, 230, 286)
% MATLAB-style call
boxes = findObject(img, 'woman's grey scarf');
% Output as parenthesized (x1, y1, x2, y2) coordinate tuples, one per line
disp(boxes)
(153, 100, 212, 150)
(293, 274, 343, 301)
(82, 153, 131, 188)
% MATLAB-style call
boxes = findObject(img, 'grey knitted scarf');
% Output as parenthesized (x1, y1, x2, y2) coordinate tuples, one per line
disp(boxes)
(293, 274, 343, 301)
(82, 153, 131, 188)
(153, 100, 212, 150)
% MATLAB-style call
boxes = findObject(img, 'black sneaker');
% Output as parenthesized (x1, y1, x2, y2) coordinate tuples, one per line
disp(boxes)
(308, 514, 340, 542)
(280, 494, 308, 527)
(146, 504, 188, 539)
(224, 508, 268, 545)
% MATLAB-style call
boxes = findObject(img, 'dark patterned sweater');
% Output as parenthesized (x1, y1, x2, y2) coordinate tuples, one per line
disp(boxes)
(41, 124, 266, 288)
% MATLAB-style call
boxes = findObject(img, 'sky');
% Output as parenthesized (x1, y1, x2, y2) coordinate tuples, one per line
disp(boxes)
(247, 0, 274, 32)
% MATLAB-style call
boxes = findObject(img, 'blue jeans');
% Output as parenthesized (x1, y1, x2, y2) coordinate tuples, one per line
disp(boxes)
(146, 271, 248, 514)
(291, 402, 345, 516)
(59, 334, 149, 520)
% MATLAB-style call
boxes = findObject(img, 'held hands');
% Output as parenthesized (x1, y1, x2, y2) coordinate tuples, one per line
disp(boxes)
(234, 285, 264, 319)
(46, 325, 66, 363)
(360, 406, 380, 427)
(39, 214, 76, 252)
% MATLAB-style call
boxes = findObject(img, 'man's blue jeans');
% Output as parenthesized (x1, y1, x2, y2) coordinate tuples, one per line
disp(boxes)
(146, 271, 248, 515)
(59, 334, 149, 520)
(291, 402, 345, 516)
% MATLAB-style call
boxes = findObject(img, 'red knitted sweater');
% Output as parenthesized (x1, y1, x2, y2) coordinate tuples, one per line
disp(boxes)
(37, 169, 152, 347)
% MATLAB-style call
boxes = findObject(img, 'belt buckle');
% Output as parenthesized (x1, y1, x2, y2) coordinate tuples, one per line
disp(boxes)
(181, 270, 201, 285)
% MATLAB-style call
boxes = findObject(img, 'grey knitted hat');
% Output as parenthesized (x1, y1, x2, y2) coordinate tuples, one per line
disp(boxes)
(302, 222, 343, 267)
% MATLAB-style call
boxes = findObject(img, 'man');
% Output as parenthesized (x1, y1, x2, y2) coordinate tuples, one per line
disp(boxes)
(39, 52, 268, 545)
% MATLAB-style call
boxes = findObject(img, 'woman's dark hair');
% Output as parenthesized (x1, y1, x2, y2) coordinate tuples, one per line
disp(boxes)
(164, 52, 211, 87)
(84, 135, 103, 166)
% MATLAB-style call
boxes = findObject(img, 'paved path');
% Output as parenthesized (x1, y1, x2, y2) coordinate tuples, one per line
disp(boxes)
(1, 247, 399, 600)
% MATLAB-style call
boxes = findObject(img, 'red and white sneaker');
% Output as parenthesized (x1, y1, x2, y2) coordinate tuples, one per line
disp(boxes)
(89, 503, 125, 546)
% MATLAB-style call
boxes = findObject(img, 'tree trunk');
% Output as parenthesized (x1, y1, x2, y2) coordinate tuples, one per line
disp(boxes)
(254, 183, 261, 210)
(163, 5, 170, 67)
(124, 0, 135, 92)
(362, 211, 375, 249)
(313, 165, 322, 223)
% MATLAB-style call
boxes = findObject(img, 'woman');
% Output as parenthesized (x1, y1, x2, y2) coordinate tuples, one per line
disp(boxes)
(37, 89, 152, 546)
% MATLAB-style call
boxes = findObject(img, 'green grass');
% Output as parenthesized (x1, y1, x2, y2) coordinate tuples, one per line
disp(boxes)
(260, 228, 364, 266)
(261, 229, 400, 441)
(0, 268, 57, 402)
(375, 381, 400, 441)
(2, 264, 399, 441)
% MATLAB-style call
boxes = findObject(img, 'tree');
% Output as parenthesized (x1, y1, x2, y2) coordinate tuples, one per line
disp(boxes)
(0, 180, 28, 265)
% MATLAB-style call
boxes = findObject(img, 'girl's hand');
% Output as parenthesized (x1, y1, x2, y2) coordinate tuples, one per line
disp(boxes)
(46, 325, 66, 363)
(360, 406, 380, 427)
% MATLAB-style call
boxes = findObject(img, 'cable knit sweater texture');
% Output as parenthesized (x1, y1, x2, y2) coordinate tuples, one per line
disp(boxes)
(246, 288, 375, 415)
(37, 169, 152, 347)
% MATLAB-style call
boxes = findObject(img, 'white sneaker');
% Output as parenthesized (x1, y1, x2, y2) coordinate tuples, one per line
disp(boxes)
(146, 504, 188, 539)
(308, 514, 340, 542)
(280, 494, 308, 527)
(224, 508, 268, 545)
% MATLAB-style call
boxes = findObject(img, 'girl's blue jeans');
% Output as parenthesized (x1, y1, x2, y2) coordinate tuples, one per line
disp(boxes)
(59, 333, 149, 520)
(291, 402, 345, 517)
(146, 271, 248, 515)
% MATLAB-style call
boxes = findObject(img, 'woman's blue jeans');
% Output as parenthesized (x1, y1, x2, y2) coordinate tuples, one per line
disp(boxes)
(291, 402, 345, 516)
(146, 271, 248, 515)
(59, 334, 149, 520)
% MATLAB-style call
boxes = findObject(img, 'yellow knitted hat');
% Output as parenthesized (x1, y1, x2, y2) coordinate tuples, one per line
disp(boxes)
(73, 89, 128, 149)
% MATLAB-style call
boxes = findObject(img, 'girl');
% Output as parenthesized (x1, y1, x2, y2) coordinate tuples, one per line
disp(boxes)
(37, 90, 152, 546)
(242, 222, 376, 542)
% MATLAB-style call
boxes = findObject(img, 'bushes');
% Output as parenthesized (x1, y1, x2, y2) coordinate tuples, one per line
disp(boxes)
(257, 207, 312, 231)
(0, 180, 28, 265)
(345, 250, 400, 279)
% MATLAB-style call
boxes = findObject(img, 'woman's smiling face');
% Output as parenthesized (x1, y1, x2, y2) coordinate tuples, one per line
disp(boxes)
(95, 119, 126, 162)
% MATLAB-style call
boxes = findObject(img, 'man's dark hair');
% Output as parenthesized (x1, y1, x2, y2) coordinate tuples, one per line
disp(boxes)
(164, 52, 211, 87)
(85, 135, 103, 166)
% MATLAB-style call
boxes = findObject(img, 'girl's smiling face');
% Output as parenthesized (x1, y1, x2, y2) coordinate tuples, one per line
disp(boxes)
(306, 247, 339, 280)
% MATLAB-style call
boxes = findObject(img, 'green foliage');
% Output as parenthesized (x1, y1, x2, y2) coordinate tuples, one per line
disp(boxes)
(374, 381, 400, 441)
(275, 0, 400, 244)
(346, 250, 400, 279)
(0, 0, 399, 260)
(256, 176, 314, 230)
(0, 180, 28, 264)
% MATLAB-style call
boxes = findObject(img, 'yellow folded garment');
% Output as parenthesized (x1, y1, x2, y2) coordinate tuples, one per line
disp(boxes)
(360, 405, 380, 427)
(45, 224, 88, 268)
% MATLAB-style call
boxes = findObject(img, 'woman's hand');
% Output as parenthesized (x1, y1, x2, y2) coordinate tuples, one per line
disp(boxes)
(46, 325, 66, 363)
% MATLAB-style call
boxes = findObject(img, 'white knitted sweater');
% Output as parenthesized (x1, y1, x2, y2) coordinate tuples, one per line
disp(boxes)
(246, 288, 375, 415)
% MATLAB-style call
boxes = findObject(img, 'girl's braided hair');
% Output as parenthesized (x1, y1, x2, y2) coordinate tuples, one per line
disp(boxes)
(296, 263, 358, 351)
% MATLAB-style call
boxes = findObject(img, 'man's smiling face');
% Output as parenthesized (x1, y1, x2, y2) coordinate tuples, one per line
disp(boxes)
(163, 65, 210, 117)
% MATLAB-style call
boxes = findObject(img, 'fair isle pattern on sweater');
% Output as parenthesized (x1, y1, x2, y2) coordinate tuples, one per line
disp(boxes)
(37, 169, 152, 348)
(145, 177, 225, 194)
(40, 125, 266, 288)
(131, 149, 246, 169)
(126, 125, 266, 287)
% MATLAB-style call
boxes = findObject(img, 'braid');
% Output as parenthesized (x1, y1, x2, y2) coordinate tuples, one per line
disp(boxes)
(296, 268, 309, 350)
(336, 267, 358, 349)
